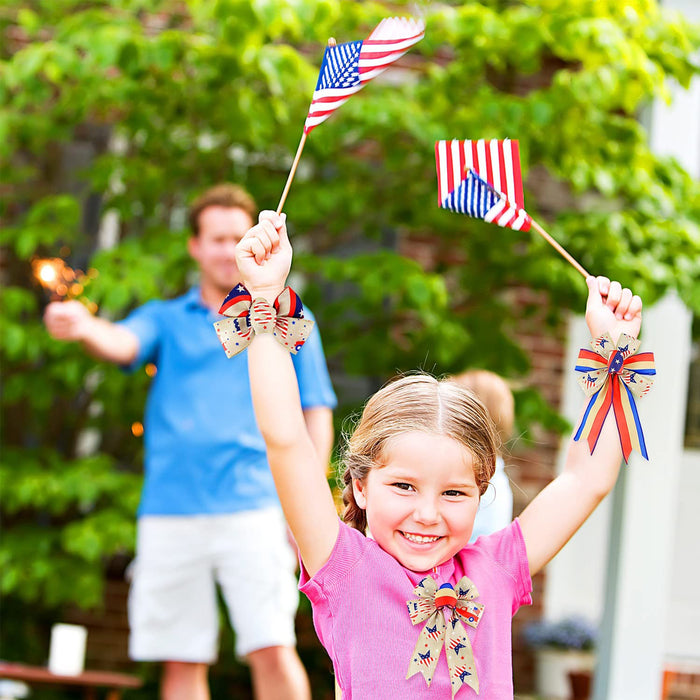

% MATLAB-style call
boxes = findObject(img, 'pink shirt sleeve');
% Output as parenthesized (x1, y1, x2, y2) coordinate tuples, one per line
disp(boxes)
(299, 520, 371, 652)
(471, 517, 532, 614)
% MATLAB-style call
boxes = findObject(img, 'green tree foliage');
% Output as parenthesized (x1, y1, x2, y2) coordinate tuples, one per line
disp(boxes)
(1, 0, 699, 659)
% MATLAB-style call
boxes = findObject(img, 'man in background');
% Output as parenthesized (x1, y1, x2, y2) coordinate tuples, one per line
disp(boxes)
(44, 184, 336, 700)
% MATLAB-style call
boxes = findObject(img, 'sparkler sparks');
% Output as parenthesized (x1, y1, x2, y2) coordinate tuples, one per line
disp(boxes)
(31, 257, 98, 312)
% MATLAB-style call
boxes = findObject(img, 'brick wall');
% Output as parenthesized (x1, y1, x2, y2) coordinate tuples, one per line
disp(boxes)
(65, 579, 132, 673)
(510, 286, 567, 694)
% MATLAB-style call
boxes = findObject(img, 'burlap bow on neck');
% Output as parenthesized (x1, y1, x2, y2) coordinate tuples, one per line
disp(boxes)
(574, 332, 655, 461)
(214, 284, 314, 358)
(406, 576, 484, 697)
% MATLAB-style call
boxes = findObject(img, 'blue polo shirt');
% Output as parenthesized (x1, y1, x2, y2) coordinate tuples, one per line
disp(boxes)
(118, 287, 336, 517)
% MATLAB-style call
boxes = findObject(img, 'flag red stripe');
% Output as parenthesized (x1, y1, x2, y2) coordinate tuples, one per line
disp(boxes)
(358, 64, 396, 77)
(437, 142, 444, 204)
(502, 209, 519, 228)
(484, 140, 494, 186)
(446, 143, 455, 204)
(484, 198, 507, 223)
(362, 34, 424, 47)
(307, 110, 343, 121)
(435, 142, 443, 204)
(307, 100, 351, 115)
(497, 141, 507, 196)
(308, 94, 354, 105)
(511, 140, 524, 208)
(358, 49, 409, 61)
(471, 141, 479, 178)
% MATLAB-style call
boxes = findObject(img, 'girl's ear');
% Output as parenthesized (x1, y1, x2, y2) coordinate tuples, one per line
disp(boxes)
(352, 478, 368, 510)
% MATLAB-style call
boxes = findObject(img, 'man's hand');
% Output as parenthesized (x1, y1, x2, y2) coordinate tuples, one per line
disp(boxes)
(585, 276, 642, 342)
(44, 300, 94, 342)
(235, 211, 292, 302)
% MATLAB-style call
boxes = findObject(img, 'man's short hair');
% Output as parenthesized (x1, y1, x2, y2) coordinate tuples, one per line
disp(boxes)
(188, 184, 258, 236)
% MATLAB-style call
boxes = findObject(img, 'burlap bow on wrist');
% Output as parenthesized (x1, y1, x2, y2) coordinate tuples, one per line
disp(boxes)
(406, 576, 484, 697)
(574, 332, 655, 462)
(214, 284, 314, 358)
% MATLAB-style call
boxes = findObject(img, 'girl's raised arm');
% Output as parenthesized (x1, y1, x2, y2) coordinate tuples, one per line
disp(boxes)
(519, 276, 644, 576)
(238, 211, 339, 576)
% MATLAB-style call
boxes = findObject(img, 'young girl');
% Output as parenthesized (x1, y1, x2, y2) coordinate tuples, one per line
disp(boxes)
(234, 211, 644, 699)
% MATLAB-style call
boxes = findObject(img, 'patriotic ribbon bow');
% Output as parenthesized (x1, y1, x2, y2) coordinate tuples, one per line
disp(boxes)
(406, 576, 484, 697)
(213, 284, 314, 358)
(574, 332, 655, 462)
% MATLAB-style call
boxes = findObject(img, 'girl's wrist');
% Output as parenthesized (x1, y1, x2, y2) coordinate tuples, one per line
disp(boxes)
(246, 284, 285, 304)
(214, 283, 314, 358)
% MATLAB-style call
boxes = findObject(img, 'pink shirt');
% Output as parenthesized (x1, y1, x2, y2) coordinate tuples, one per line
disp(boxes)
(300, 519, 532, 699)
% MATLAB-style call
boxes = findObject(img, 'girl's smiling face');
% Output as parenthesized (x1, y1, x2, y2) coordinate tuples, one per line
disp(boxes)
(352, 430, 480, 573)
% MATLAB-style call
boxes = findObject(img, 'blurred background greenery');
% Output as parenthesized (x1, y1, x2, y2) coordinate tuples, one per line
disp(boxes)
(2, 0, 699, 697)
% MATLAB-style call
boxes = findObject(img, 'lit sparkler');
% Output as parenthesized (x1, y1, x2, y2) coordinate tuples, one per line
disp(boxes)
(31, 257, 98, 313)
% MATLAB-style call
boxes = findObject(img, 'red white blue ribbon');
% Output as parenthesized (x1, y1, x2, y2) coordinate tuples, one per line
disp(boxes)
(214, 284, 314, 357)
(406, 576, 484, 697)
(574, 333, 655, 462)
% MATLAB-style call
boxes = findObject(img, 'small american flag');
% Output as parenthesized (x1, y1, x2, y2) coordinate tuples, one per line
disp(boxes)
(442, 168, 532, 231)
(435, 139, 525, 208)
(435, 139, 592, 277)
(304, 17, 425, 134)
(435, 139, 531, 231)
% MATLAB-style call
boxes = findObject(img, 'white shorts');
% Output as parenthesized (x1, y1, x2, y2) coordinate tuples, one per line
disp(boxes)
(128, 508, 299, 662)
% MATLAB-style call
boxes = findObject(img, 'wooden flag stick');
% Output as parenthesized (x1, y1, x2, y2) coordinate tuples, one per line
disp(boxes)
(276, 37, 337, 215)
(530, 218, 589, 279)
(276, 131, 307, 214)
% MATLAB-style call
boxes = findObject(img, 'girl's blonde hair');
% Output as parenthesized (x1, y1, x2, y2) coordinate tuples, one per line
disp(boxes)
(340, 374, 499, 533)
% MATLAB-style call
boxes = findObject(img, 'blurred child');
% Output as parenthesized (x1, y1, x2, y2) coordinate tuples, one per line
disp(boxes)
(450, 370, 515, 541)
(44, 187, 335, 700)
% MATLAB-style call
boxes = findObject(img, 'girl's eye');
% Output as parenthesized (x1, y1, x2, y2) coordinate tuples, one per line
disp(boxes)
(444, 489, 466, 497)
(391, 482, 413, 491)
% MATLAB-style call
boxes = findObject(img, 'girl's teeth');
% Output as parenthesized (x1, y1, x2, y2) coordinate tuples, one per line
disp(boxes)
(403, 532, 440, 544)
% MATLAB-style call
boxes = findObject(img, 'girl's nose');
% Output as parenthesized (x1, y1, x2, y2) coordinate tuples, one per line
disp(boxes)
(413, 496, 440, 525)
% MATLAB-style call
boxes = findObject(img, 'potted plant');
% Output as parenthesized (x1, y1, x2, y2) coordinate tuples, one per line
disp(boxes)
(523, 616, 597, 700)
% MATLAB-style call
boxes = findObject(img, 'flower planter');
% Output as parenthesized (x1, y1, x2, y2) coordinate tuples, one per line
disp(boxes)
(569, 669, 593, 700)
(535, 649, 595, 700)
